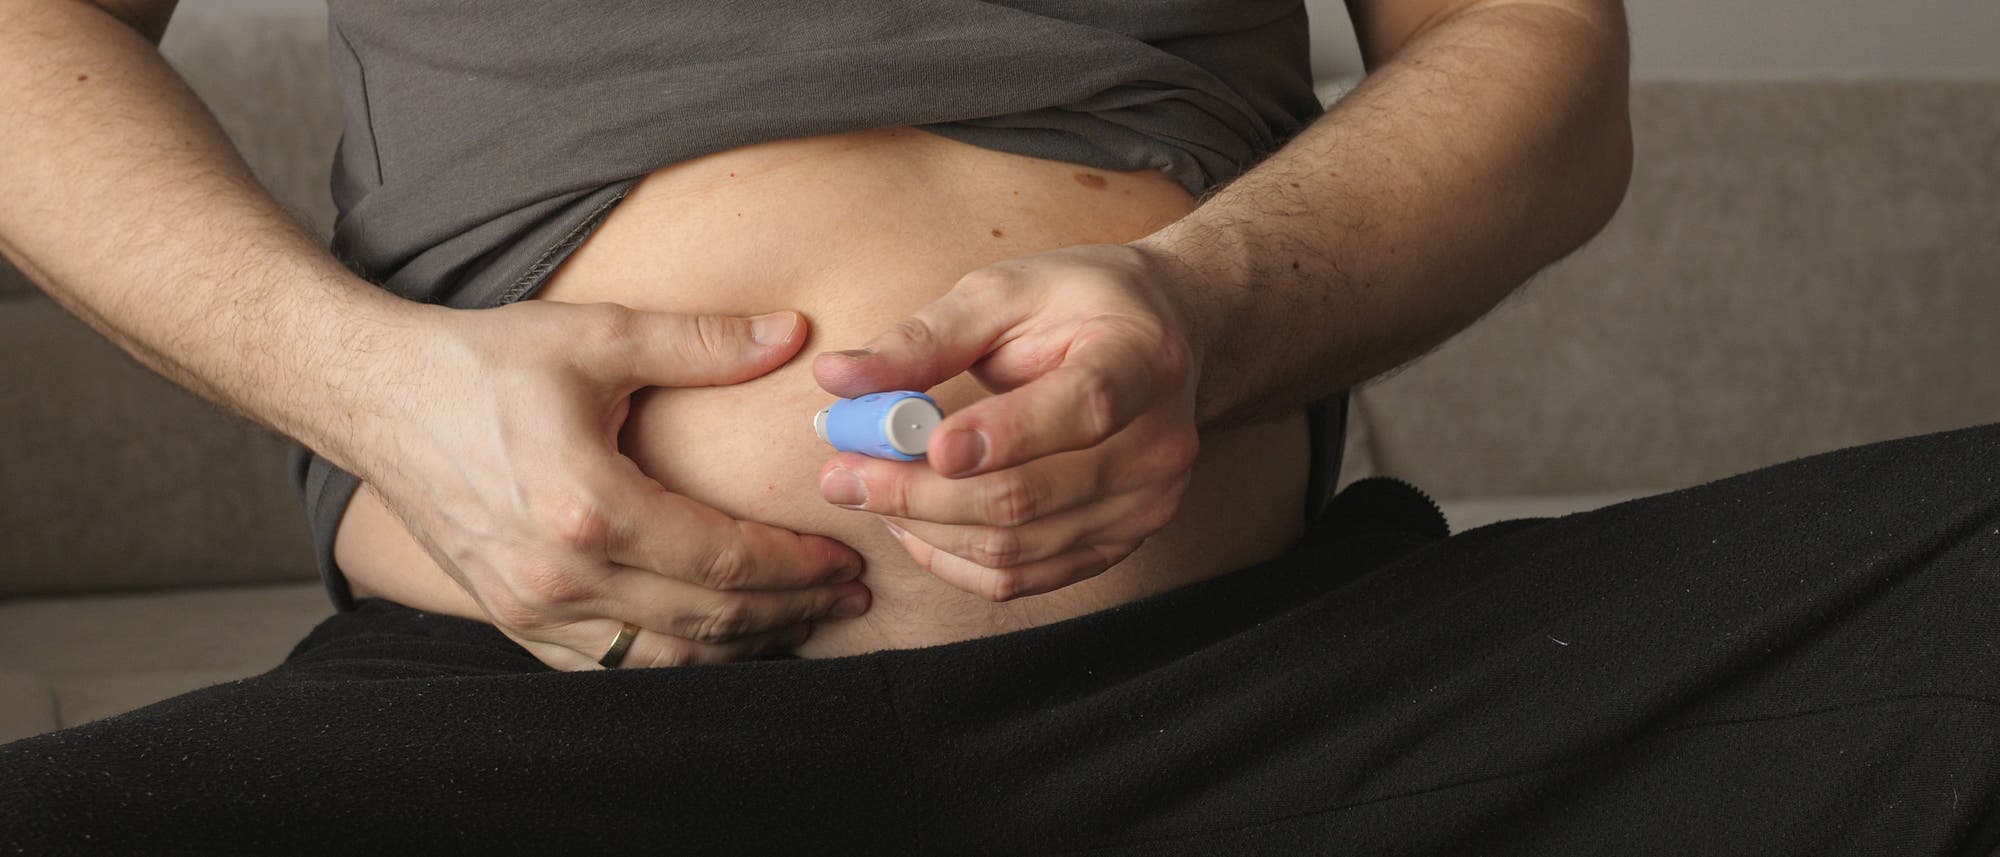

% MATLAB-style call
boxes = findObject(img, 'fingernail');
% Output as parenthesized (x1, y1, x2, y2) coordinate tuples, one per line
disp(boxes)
(832, 593, 869, 618)
(941, 429, 988, 476)
(830, 348, 874, 360)
(821, 468, 867, 508)
(750, 311, 795, 346)
(883, 519, 907, 541)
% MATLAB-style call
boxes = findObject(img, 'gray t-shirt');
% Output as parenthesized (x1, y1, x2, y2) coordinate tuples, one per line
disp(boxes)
(293, 1, 1342, 609)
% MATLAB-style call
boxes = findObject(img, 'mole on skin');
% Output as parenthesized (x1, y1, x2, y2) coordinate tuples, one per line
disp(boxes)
(990, 228, 1005, 238)
(1072, 172, 1108, 190)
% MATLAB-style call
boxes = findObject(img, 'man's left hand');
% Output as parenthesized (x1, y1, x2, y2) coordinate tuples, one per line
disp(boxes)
(811, 243, 1204, 602)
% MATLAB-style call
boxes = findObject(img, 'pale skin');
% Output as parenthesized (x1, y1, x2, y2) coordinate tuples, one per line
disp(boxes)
(0, 0, 1629, 668)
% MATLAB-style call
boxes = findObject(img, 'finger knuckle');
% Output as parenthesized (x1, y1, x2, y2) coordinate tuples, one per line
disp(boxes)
(888, 315, 939, 356)
(970, 526, 1025, 568)
(512, 561, 594, 609)
(874, 472, 912, 517)
(1159, 329, 1195, 384)
(691, 313, 741, 360)
(695, 536, 753, 590)
(981, 475, 1040, 527)
(542, 494, 612, 553)
(644, 640, 700, 669)
(485, 589, 551, 631)
(1139, 496, 1181, 533)
(691, 599, 756, 643)
(1075, 368, 1120, 439)
(1086, 544, 1126, 576)
(981, 570, 1025, 603)
(1155, 429, 1200, 474)
(582, 303, 639, 344)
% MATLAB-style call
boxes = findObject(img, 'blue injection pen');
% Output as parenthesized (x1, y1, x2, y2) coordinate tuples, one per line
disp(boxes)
(813, 391, 944, 461)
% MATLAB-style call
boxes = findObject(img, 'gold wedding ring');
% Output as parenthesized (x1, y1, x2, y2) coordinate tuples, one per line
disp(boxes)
(598, 622, 640, 669)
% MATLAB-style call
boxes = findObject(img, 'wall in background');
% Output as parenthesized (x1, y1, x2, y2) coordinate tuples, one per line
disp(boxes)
(1306, 0, 2000, 80)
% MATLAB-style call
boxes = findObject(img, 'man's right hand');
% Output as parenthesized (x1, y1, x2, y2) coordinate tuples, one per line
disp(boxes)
(3, 1, 866, 669)
(338, 301, 870, 670)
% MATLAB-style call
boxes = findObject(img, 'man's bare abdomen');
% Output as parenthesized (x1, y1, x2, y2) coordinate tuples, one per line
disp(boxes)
(333, 127, 1310, 657)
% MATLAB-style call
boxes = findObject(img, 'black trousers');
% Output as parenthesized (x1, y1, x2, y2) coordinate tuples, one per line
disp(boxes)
(6, 423, 2000, 856)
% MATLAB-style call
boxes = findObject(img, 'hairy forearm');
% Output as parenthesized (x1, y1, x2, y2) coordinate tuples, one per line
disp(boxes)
(1137, 0, 1633, 427)
(0, 0, 421, 466)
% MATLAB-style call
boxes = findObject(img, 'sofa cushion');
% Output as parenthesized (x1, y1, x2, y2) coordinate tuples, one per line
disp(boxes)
(0, 299, 318, 597)
(1356, 81, 2000, 499)
(0, 671, 58, 743)
(1437, 490, 1661, 535)
(0, 583, 330, 744)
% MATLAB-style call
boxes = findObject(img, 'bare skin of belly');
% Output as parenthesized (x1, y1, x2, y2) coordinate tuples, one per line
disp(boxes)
(333, 127, 1310, 657)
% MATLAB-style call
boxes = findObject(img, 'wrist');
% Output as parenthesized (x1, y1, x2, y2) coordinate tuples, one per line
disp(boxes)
(1128, 223, 1249, 427)
(270, 274, 442, 478)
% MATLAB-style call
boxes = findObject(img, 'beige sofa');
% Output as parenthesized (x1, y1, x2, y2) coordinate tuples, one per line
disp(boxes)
(2, 7, 1995, 744)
